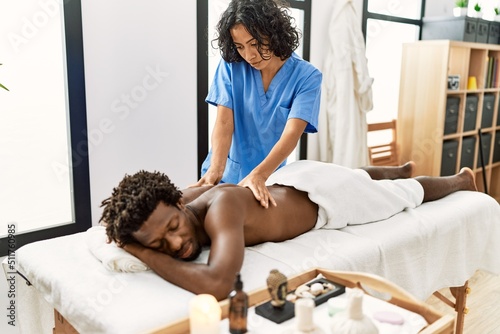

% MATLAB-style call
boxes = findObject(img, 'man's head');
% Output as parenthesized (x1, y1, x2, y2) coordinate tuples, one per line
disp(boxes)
(132, 201, 203, 261)
(100, 170, 182, 246)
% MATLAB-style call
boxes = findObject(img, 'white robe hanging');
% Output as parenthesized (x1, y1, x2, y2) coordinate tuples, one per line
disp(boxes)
(319, 0, 373, 168)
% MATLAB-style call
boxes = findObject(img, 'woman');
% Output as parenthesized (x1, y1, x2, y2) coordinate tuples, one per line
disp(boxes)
(194, 0, 322, 208)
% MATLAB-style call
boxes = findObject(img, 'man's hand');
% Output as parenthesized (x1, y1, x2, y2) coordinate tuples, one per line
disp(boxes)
(238, 172, 277, 208)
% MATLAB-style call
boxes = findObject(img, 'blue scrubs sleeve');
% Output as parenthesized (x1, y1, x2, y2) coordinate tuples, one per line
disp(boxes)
(206, 59, 233, 110)
(289, 70, 322, 133)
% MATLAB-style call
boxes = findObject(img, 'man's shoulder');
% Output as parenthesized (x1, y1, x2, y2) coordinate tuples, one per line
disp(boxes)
(210, 184, 245, 198)
(207, 184, 252, 207)
(203, 185, 254, 228)
(181, 185, 215, 203)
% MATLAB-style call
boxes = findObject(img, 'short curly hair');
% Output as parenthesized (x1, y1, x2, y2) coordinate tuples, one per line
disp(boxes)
(99, 170, 182, 246)
(213, 0, 301, 62)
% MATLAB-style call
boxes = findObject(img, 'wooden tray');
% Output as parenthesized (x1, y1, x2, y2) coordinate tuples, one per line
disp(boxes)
(149, 268, 455, 334)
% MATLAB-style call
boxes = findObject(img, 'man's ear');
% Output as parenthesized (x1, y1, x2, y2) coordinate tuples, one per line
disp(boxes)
(176, 198, 185, 210)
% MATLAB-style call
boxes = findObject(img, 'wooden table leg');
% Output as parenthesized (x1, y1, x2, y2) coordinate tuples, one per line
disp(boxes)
(450, 281, 470, 334)
(433, 280, 470, 334)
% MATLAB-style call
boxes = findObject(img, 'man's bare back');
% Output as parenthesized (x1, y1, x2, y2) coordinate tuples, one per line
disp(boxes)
(191, 184, 318, 246)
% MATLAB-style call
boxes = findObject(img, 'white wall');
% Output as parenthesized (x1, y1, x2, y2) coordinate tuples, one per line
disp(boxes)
(81, 1, 198, 225)
(426, 1, 453, 16)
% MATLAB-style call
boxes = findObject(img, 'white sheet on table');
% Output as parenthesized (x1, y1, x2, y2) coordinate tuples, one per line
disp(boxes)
(16, 233, 290, 334)
(248, 229, 384, 277)
(17, 232, 194, 334)
(252, 191, 500, 300)
(341, 191, 500, 298)
(15, 191, 500, 333)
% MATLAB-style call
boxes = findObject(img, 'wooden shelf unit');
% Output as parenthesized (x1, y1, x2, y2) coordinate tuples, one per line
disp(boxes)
(398, 40, 500, 202)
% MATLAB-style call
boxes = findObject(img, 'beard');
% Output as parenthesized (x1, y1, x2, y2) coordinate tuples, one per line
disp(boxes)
(181, 240, 203, 262)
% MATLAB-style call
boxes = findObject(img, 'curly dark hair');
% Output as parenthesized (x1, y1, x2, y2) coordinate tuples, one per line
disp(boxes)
(214, 0, 301, 62)
(99, 170, 182, 246)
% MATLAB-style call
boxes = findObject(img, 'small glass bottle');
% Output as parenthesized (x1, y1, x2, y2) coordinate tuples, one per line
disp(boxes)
(229, 273, 248, 334)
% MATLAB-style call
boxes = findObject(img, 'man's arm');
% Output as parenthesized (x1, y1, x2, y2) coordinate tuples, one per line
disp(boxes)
(123, 197, 245, 300)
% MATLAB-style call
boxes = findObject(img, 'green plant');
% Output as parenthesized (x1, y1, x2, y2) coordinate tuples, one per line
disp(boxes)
(0, 63, 8, 91)
(474, 3, 481, 12)
(455, 0, 468, 8)
(495, 7, 500, 15)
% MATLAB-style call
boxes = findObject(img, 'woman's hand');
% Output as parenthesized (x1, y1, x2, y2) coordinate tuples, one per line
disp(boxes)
(238, 172, 277, 208)
(239, 119, 306, 207)
(189, 167, 223, 187)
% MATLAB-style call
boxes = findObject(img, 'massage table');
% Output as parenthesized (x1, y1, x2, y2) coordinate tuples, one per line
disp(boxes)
(7, 190, 500, 333)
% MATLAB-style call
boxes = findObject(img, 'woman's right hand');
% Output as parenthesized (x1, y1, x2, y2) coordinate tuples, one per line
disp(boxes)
(189, 167, 223, 187)
(190, 105, 233, 188)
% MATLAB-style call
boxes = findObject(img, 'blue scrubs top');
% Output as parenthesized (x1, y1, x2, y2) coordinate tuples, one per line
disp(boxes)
(202, 52, 322, 184)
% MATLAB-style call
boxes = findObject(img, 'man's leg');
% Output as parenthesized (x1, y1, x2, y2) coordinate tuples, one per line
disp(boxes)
(361, 161, 415, 180)
(416, 168, 478, 203)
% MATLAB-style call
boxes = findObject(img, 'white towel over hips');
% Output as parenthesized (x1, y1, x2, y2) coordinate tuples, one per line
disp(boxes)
(266, 160, 424, 229)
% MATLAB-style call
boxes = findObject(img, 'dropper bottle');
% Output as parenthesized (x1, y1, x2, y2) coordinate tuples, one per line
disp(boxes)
(228, 273, 248, 334)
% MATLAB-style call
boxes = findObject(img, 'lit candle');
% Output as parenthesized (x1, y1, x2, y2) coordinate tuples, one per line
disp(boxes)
(189, 294, 221, 334)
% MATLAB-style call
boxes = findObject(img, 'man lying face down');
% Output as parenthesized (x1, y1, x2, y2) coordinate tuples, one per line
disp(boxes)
(100, 160, 477, 300)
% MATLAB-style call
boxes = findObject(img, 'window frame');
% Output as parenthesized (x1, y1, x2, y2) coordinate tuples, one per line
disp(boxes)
(361, 0, 427, 38)
(0, 0, 91, 256)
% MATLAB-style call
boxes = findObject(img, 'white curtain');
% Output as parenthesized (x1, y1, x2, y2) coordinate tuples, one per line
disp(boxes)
(317, 0, 373, 168)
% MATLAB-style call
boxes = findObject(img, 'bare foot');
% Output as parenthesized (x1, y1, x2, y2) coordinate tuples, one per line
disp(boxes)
(458, 167, 478, 192)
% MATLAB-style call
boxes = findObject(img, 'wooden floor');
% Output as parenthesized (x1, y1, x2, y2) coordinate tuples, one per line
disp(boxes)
(425, 270, 500, 334)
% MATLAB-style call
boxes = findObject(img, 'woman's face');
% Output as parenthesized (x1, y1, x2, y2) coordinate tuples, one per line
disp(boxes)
(230, 23, 273, 70)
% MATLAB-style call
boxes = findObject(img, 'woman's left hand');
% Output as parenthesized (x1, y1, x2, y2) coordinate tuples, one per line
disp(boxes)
(238, 172, 277, 208)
